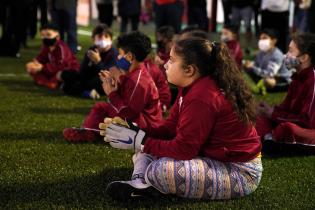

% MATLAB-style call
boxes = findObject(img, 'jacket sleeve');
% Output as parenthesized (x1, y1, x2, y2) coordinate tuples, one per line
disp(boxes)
(42, 45, 77, 76)
(108, 71, 149, 120)
(271, 80, 315, 128)
(35, 47, 49, 64)
(143, 100, 215, 160)
(146, 96, 179, 139)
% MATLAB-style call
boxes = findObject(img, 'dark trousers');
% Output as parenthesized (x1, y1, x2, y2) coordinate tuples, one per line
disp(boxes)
(154, 1, 183, 33)
(61, 71, 104, 96)
(97, 3, 114, 27)
(51, 7, 77, 54)
(187, 6, 208, 31)
(120, 14, 140, 33)
(261, 10, 289, 52)
(29, 0, 48, 38)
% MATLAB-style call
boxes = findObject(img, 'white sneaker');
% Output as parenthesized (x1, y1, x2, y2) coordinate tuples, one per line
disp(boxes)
(264, 133, 274, 141)
(89, 89, 100, 100)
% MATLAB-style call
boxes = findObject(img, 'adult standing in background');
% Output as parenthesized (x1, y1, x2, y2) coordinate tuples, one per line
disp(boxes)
(187, 0, 208, 32)
(50, 0, 78, 54)
(230, 0, 254, 42)
(221, 0, 232, 25)
(260, 0, 290, 52)
(118, 0, 141, 33)
(96, 0, 113, 27)
(153, 0, 184, 33)
(29, 0, 48, 39)
(307, 0, 315, 33)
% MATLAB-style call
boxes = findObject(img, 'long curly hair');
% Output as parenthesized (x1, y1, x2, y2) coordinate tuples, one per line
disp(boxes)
(173, 37, 256, 124)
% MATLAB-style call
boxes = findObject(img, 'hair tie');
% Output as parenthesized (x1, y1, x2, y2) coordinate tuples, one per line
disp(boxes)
(210, 41, 217, 57)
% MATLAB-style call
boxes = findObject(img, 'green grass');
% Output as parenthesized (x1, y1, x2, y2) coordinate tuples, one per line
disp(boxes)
(0, 25, 314, 210)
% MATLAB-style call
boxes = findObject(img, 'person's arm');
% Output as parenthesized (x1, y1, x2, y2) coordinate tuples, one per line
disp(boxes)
(108, 70, 151, 121)
(145, 95, 180, 139)
(272, 81, 315, 128)
(94, 48, 118, 71)
(252, 53, 282, 77)
(143, 100, 215, 160)
(35, 46, 49, 64)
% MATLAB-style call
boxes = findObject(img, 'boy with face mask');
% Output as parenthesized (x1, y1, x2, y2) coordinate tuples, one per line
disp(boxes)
(25, 23, 80, 89)
(63, 31, 163, 143)
(256, 32, 315, 154)
(244, 29, 291, 95)
(60, 24, 118, 99)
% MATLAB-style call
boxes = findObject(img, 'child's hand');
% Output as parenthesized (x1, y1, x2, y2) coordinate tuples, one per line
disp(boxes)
(244, 60, 254, 69)
(109, 66, 124, 83)
(100, 70, 118, 95)
(26, 61, 43, 73)
(87, 49, 101, 64)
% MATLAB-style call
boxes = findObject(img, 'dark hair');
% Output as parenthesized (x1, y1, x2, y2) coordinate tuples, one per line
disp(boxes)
(40, 23, 59, 32)
(92, 23, 113, 38)
(117, 31, 151, 62)
(223, 24, 239, 35)
(157, 26, 175, 41)
(259, 28, 277, 40)
(173, 37, 256, 124)
(180, 29, 210, 40)
(291, 32, 315, 65)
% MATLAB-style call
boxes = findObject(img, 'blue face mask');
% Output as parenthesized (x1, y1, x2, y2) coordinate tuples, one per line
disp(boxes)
(284, 54, 301, 70)
(116, 56, 131, 71)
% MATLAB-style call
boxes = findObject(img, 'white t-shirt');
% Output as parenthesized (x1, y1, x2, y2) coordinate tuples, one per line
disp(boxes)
(261, 0, 290, 12)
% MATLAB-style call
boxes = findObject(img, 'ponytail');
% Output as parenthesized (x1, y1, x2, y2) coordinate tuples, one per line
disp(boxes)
(174, 38, 256, 124)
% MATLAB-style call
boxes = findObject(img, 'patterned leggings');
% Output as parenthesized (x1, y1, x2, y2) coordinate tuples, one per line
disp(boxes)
(144, 156, 262, 200)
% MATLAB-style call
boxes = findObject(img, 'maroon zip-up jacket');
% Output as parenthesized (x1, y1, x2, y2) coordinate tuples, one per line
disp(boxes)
(144, 76, 261, 162)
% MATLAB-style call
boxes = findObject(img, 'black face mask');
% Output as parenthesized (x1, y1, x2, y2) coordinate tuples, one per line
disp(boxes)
(42, 37, 57, 46)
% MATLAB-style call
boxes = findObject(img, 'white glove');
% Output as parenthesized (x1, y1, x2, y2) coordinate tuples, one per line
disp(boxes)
(105, 123, 146, 152)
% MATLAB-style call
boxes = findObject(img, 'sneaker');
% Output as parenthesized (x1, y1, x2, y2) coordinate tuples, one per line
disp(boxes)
(63, 127, 99, 143)
(89, 89, 100, 100)
(106, 180, 162, 201)
(82, 89, 100, 100)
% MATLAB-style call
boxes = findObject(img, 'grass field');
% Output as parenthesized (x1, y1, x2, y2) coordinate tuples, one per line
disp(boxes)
(0, 25, 314, 210)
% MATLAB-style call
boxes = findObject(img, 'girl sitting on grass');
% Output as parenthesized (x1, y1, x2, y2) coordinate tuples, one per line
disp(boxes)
(102, 37, 263, 201)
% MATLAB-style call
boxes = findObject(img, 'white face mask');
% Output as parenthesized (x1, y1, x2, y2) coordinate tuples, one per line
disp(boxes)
(95, 39, 112, 49)
(258, 39, 271, 52)
(220, 34, 231, 42)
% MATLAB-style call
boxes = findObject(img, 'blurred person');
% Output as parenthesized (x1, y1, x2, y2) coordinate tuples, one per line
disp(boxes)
(155, 26, 175, 70)
(153, 0, 184, 33)
(261, 0, 290, 52)
(50, 0, 78, 53)
(244, 29, 291, 95)
(118, 0, 141, 33)
(63, 31, 163, 143)
(222, 0, 232, 25)
(60, 24, 117, 99)
(96, 0, 114, 27)
(230, 0, 254, 42)
(144, 58, 171, 112)
(221, 24, 243, 67)
(293, 0, 311, 33)
(187, 0, 208, 32)
(28, 0, 48, 39)
(256, 33, 315, 155)
(25, 23, 79, 89)
(307, 0, 315, 33)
